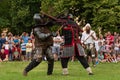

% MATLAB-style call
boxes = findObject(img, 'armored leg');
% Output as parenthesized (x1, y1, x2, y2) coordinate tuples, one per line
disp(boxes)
(75, 48, 93, 75)
(61, 58, 70, 68)
(23, 48, 42, 76)
(61, 58, 70, 75)
(24, 59, 42, 72)
(46, 47, 54, 75)
(47, 58, 54, 75)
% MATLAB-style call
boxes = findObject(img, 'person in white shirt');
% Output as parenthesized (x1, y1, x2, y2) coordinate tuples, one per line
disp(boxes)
(81, 24, 96, 45)
(52, 32, 63, 61)
(81, 23, 97, 66)
(94, 37, 100, 52)
(99, 34, 105, 45)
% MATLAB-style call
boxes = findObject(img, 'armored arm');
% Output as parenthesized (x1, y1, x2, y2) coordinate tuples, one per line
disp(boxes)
(34, 27, 51, 39)
(34, 27, 57, 39)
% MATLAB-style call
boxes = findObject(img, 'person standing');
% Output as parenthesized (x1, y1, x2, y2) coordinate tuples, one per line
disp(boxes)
(20, 39, 26, 61)
(2, 41, 10, 61)
(52, 32, 63, 61)
(26, 39, 33, 61)
(7, 35, 14, 61)
(0, 34, 6, 50)
(81, 23, 97, 66)
(21, 32, 30, 43)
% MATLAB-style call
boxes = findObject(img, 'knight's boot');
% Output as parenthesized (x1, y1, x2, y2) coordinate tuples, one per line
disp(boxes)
(62, 68, 69, 75)
(47, 59, 54, 75)
(23, 59, 41, 76)
(86, 67, 94, 75)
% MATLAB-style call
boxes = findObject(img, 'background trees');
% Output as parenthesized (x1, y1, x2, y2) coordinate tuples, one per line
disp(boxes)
(0, 0, 41, 34)
(9, 0, 41, 34)
(0, 0, 120, 34)
(0, 0, 11, 32)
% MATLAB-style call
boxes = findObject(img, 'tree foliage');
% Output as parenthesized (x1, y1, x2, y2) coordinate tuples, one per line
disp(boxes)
(0, 0, 41, 34)
(41, 0, 120, 33)
(0, 0, 10, 27)
(9, 0, 41, 34)
(0, 0, 120, 34)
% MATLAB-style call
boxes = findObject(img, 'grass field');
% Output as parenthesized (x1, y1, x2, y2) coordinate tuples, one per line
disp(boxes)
(0, 61, 120, 80)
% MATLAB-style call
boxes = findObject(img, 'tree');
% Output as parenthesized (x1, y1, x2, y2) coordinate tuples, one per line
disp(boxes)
(41, 0, 120, 33)
(0, 0, 41, 34)
(9, 0, 41, 34)
(92, 0, 120, 33)
(0, 0, 11, 29)
(0, 0, 120, 34)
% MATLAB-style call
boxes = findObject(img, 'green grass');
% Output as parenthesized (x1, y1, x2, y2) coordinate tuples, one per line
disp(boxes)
(0, 61, 120, 80)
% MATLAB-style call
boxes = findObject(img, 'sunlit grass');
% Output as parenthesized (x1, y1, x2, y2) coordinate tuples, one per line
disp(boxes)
(0, 61, 120, 80)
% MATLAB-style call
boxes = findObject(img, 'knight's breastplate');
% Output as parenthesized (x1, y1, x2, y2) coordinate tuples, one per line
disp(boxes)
(63, 26, 74, 45)
(34, 27, 53, 47)
(67, 19, 79, 41)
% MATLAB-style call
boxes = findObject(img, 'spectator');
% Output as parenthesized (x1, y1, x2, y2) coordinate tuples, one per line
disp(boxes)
(8, 32, 13, 37)
(12, 44, 21, 61)
(106, 31, 114, 45)
(103, 32, 108, 39)
(21, 32, 30, 43)
(98, 42, 105, 62)
(13, 35, 20, 45)
(94, 37, 100, 52)
(30, 33, 35, 41)
(118, 36, 120, 41)
(52, 32, 63, 61)
(26, 39, 33, 61)
(7, 35, 14, 61)
(0, 34, 6, 50)
(114, 39, 120, 56)
(113, 32, 119, 42)
(104, 41, 113, 62)
(20, 39, 26, 61)
(99, 34, 105, 45)
(2, 41, 10, 61)
(105, 40, 111, 51)
(98, 41, 108, 62)
(0, 49, 6, 62)
(110, 46, 117, 63)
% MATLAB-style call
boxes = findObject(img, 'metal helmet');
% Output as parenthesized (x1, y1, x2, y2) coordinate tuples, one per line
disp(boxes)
(33, 13, 41, 20)
(33, 13, 42, 25)
(68, 14, 73, 19)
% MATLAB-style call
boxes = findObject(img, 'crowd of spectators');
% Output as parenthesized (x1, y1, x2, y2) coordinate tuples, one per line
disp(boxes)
(0, 31, 120, 64)
(0, 32, 35, 62)
(96, 31, 120, 63)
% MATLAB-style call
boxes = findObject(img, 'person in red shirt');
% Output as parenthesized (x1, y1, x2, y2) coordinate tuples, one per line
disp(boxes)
(106, 31, 114, 45)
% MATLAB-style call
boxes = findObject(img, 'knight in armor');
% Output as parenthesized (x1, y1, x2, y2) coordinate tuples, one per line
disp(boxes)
(60, 14, 94, 75)
(23, 13, 57, 76)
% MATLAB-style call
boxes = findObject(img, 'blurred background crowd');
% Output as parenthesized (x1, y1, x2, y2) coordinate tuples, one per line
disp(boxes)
(0, 31, 120, 65)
